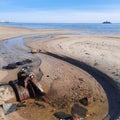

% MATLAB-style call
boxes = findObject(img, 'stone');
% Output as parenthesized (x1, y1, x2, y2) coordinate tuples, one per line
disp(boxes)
(16, 61, 26, 65)
(31, 49, 38, 54)
(54, 112, 72, 119)
(16, 59, 32, 65)
(79, 97, 88, 106)
(6, 63, 17, 69)
(71, 104, 88, 118)
(24, 59, 32, 63)
(39, 49, 42, 52)
(2, 103, 17, 115)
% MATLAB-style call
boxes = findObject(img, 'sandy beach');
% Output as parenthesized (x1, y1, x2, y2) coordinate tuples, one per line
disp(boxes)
(31, 34, 120, 89)
(0, 26, 120, 120)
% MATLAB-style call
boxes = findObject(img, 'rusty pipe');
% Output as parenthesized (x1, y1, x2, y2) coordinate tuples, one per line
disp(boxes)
(0, 81, 45, 104)
(9, 80, 35, 101)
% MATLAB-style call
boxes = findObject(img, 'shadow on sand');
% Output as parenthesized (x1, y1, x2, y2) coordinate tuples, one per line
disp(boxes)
(42, 51, 120, 120)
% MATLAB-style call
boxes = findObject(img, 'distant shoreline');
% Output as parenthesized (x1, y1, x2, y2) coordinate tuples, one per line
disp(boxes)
(1, 22, 120, 35)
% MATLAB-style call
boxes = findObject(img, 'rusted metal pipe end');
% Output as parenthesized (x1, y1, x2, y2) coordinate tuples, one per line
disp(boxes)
(9, 78, 45, 102)
(9, 81, 31, 101)
(1, 67, 45, 103)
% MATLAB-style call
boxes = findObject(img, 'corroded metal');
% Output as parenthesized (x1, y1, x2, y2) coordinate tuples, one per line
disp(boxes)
(9, 79, 37, 101)
(15, 84, 30, 101)
(1, 67, 44, 104)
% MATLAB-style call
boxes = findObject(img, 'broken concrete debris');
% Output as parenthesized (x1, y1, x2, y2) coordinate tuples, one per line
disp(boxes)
(0, 84, 16, 104)
(2, 103, 17, 115)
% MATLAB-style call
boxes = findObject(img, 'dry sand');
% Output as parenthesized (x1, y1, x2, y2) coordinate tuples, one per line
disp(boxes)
(0, 25, 120, 120)
(31, 34, 120, 90)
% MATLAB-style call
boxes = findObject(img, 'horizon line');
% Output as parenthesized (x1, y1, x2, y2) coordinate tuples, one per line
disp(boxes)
(0, 21, 120, 24)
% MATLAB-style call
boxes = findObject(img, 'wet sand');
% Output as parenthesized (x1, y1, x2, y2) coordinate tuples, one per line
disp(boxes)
(0, 25, 120, 120)
(26, 34, 120, 119)
(0, 25, 72, 41)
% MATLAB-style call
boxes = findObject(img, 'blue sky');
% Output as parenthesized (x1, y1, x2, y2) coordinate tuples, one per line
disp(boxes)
(0, 0, 120, 23)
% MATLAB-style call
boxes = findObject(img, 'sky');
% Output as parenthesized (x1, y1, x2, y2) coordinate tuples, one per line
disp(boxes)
(0, 0, 120, 23)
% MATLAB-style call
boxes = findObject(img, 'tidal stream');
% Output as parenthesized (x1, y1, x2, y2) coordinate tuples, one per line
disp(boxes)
(0, 34, 51, 69)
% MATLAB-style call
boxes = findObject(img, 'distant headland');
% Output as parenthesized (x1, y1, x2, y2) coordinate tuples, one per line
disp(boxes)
(102, 21, 112, 24)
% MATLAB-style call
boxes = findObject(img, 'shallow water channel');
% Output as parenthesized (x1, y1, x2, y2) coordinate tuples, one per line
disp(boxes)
(0, 34, 51, 69)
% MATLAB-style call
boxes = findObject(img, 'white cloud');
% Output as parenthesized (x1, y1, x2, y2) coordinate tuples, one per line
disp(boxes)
(0, 10, 120, 23)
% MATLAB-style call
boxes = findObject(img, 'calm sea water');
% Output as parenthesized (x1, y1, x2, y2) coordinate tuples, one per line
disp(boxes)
(0, 22, 120, 34)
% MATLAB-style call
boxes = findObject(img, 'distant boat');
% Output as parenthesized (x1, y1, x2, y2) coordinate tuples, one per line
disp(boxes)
(102, 21, 111, 24)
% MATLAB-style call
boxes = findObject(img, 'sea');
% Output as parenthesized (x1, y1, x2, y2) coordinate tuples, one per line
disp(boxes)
(0, 22, 120, 35)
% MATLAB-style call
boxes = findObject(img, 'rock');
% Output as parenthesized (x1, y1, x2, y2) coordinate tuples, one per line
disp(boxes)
(6, 63, 17, 69)
(54, 112, 72, 119)
(39, 49, 42, 52)
(79, 97, 88, 106)
(94, 62, 98, 66)
(46, 75, 49, 77)
(31, 49, 38, 54)
(16, 59, 32, 65)
(16, 61, 26, 65)
(2, 103, 17, 115)
(24, 59, 32, 63)
(71, 104, 88, 119)
(2, 52, 6, 54)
